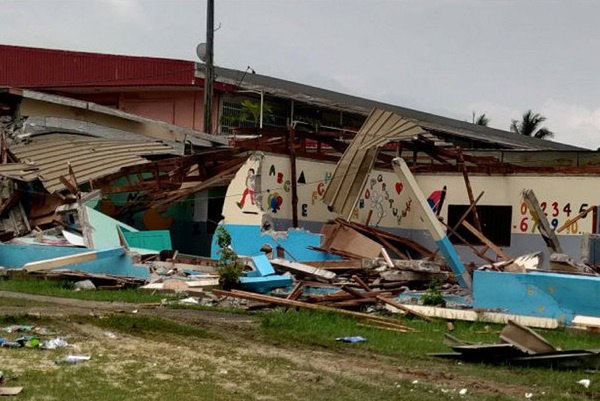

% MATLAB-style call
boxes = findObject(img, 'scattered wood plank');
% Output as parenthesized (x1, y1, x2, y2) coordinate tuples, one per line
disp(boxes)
(351, 275, 372, 292)
(0, 387, 23, 396)
(461, 220, 510, 261)
(286, 282, 304, 300)
(213, 289, 414, 330)
(375, 295, 433, 322)
(22, 248, 125, 272)
(357, 323, 411, 333)
(380, 303, 559, 329)
(271, 258, 336, 281)
(557, 206, 596, 233)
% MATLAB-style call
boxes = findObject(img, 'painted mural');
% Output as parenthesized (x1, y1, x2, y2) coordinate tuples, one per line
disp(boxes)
(216, 152, 600, 263)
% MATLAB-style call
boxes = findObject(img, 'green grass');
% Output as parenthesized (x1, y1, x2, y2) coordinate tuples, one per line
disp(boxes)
(0, 276, 174, 303)
(257, 309, 600, 400)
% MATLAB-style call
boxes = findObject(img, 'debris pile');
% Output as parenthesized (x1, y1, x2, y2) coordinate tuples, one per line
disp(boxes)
(432, 320, 600, 370)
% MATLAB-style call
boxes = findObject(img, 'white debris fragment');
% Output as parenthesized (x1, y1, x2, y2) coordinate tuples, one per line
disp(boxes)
(459, 388, 468, 396)
(577, 379, 591, 388)
(525, 393, 533, 399)
(412, 380, 418, 384)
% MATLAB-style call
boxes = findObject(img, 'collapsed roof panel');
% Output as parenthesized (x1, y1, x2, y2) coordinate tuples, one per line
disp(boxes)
(10, 133, 175, 193)
(323, 109, 425, 218)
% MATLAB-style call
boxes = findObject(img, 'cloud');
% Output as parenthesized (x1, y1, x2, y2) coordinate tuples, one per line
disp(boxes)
(541, 99, 600, 150)
(105, 0, 143, 22)
(464, 99, 600, 150)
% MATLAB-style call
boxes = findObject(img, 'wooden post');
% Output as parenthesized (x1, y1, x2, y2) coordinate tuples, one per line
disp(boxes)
(289, 125, 299, 227)
(457, 148, 482, 232)
(462, 220, 510, 261)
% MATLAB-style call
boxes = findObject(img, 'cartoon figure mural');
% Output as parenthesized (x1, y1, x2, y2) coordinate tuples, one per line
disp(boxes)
(237, 168, 256, 209)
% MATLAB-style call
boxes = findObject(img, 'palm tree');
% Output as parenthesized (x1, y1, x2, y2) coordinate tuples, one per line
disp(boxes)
(472, 112, 489, 126)
(510, 110, 554, 139)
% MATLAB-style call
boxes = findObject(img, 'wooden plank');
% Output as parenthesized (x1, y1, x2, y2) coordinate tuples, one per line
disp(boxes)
(457, 149, 482, 232)
(286, 282, 304, 300)
(381, 303, 559, 329)
(557, 206, 596, 233)
(448, 191, 484, 236)
(461, 220, 510, 261)
(351, 275, 372, 292)
(340, 284, 368, 299)
(357, 323, 410, 334)
(499, 320, 557, 354)
(271, 258, 336, 281)
(439, 220, 495, 264)
(214, 289, 413, 330)
(23, 248, 124, 272)
(0, 387, 23, 396)
(375, 295, 433, 322)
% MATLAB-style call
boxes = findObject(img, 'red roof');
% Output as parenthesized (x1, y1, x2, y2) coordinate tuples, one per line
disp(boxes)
(0, 44, 199, 88)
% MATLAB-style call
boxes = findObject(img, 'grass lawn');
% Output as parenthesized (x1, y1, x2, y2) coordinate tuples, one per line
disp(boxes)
(0, 275, 173, 303)
(2, 279, 600, 400)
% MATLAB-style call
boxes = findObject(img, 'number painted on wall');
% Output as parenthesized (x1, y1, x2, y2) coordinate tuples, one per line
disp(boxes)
(519, 200, 588, 235)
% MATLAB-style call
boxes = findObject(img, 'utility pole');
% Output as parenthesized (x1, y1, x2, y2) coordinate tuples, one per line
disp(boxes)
(203, 0, 215, 136)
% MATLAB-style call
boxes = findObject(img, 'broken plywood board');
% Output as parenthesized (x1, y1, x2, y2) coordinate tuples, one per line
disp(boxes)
(499, 320, 557, 354)
(271, 258, 337, 281)
(382, 303, 559, 329)
(320, 223, 382, 259)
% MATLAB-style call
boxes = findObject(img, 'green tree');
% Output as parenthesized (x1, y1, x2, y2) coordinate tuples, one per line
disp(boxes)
(239, 99, 273, 127)
(510, 110, 554, 139)
(471, 112, 489, 126)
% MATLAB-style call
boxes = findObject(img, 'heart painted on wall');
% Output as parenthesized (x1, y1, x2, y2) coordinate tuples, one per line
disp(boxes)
(395, 182, 403, 194)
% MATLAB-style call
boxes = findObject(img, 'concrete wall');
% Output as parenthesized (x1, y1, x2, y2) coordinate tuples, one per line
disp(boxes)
(216, 152, 600, 264)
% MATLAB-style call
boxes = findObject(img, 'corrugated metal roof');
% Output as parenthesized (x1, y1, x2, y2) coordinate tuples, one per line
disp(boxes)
(0, 163, 40, 182)
(10, 133, 175, 193)
(323, 109, 425, 218)
(7, 89, 228, 147)
(205, 64, 585, 152)
(0, 45, 197, 88)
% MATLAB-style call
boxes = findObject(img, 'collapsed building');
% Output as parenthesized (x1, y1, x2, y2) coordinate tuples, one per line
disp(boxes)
(1, 44, 600, 328)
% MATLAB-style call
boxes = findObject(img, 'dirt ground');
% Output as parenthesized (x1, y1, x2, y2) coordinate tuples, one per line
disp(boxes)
(0, 291, 568, 400)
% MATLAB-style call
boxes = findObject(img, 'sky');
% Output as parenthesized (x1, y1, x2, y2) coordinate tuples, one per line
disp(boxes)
(3, 0, 600, 149)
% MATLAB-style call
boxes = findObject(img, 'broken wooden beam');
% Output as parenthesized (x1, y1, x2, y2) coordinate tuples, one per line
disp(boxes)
(351, 275, 372, 292)
(375, 295, 433, 322)
(214, 289, 414, 330)
(557, 205, 596, 233)
(22, 247, 125, 272)
(270, 258, 337, 281)
(461, 220, 510, 261)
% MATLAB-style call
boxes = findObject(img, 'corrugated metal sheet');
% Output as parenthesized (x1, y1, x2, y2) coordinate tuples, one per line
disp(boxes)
(0, 45, 197, 88)
(11, 134, 175, 193)
(323, 109, 425, 219)
(0, 163, 40, 182)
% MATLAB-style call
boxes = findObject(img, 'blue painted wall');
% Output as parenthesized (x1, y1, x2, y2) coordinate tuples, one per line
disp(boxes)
(473, 270, 600, 324)
(0, 244, 149, 279)
(211, 224, 340, 262)
(273, 217, 589, 268)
